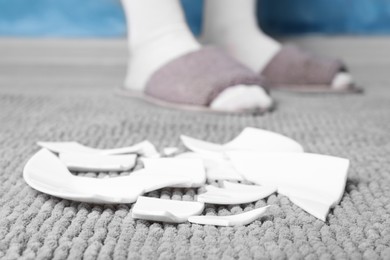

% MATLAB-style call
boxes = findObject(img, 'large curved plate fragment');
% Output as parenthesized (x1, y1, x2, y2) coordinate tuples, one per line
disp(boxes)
(227, 151, 349, 221)
(23, 149, 193, 204)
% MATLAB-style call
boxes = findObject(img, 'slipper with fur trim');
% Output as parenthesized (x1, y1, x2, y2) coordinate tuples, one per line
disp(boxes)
(117, 47, 274, 114)
(261, 45, 363, 93)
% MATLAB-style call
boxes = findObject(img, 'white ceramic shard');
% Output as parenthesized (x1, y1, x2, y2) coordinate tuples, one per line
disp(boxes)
(129, 169, 191, 194)
(222, 181, 277, 195)
(188, 206, 270, 226)
(103, 141, 160, 158)
(23, 149, 85, 200)
(180, 127, 304, 158)
(227, 152, 349, 206)
(277, 186, 334, 206)
(59, 153, 137, 172)
(23, 149, 137, 203)
(132, 196, 205, 223)
(224, 128, 304, 153)
(162, 147, 180, 157)
(197, 184, 276, 205)
(175, 152, 244, 181)
(141, 158, 206, 188)
(37, 140, 160, 158)
(288, 196, 330, 221)
(180, 136, 226, 158)
(23, 149, 189, 204)
(205, 160, 244, 181)
(277, 186, 333, 221)
(227, 152, 350, 220)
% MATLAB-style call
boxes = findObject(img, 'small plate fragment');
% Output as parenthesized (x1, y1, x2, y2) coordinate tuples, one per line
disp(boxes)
(224, 128, 304, 153)
(181, 127, 304, 157)
(188, 206, 270, 226)
(176, 152, 244, 181)
(180, 136, 226, 158)
(132, 196, 205, 223)
(141, 158, 206, 188)
(221, 181, 278, 195)
(197, 184, 276, 205)
(37, 140, 160, 158)
(59, 153, 137, 172)
(162, 147, 180, 157)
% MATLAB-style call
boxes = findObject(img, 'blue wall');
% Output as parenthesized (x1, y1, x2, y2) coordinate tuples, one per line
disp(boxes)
(258, 0, 390, 35)
(0, 0, 390, 37)
(0, 0, 126, 37)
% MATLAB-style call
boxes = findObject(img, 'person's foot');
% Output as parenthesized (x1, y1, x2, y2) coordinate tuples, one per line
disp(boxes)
(140, 46, 273, 113)
(202, 0, 355, 91)
(121, 0, 273, 113)
(124, 26, 273, 112)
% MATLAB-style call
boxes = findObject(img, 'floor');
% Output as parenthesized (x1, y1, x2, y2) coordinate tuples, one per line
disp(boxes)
(0, 37, 390, 259)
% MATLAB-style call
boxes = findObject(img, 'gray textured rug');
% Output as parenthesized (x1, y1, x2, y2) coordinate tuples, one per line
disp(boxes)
(0, 38, 390, 259)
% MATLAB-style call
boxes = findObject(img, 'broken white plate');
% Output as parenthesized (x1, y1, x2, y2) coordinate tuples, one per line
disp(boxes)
(37, 140, 160, 158)
(132, 196, 205, 223)
(188, 206, 270, 226)
(176, 152, 244, 181)
(59, 153, 137, 172)
(141, 158, 206, 188)
(181, 127, 304, 158)
(227, 152, 350, 220)
(23, 149, 190, 204)
(197, 184, 276, 205)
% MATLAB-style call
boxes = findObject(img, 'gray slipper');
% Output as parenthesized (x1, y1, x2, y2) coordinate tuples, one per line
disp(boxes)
(261, 45, 362, 93)
(118, 47, 271, 114)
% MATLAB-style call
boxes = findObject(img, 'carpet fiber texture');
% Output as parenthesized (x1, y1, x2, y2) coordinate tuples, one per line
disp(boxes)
(0, 38, 390, 259)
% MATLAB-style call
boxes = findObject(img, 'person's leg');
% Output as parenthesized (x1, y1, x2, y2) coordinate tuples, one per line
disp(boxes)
(202, 0, 353, 90)
(202, 0, 280, 73)
(121, 0, 273, 112)
(122, 0, 200, 91)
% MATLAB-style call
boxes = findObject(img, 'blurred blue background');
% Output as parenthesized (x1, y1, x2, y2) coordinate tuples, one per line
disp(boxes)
(1, 0, 390, 37)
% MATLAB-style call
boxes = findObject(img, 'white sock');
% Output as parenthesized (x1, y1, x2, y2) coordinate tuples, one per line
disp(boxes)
(122, 0, 273, 111)
(202, 0, 353, 89)
(202, 0, 280, 73)
(122, 0, 200, 91)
